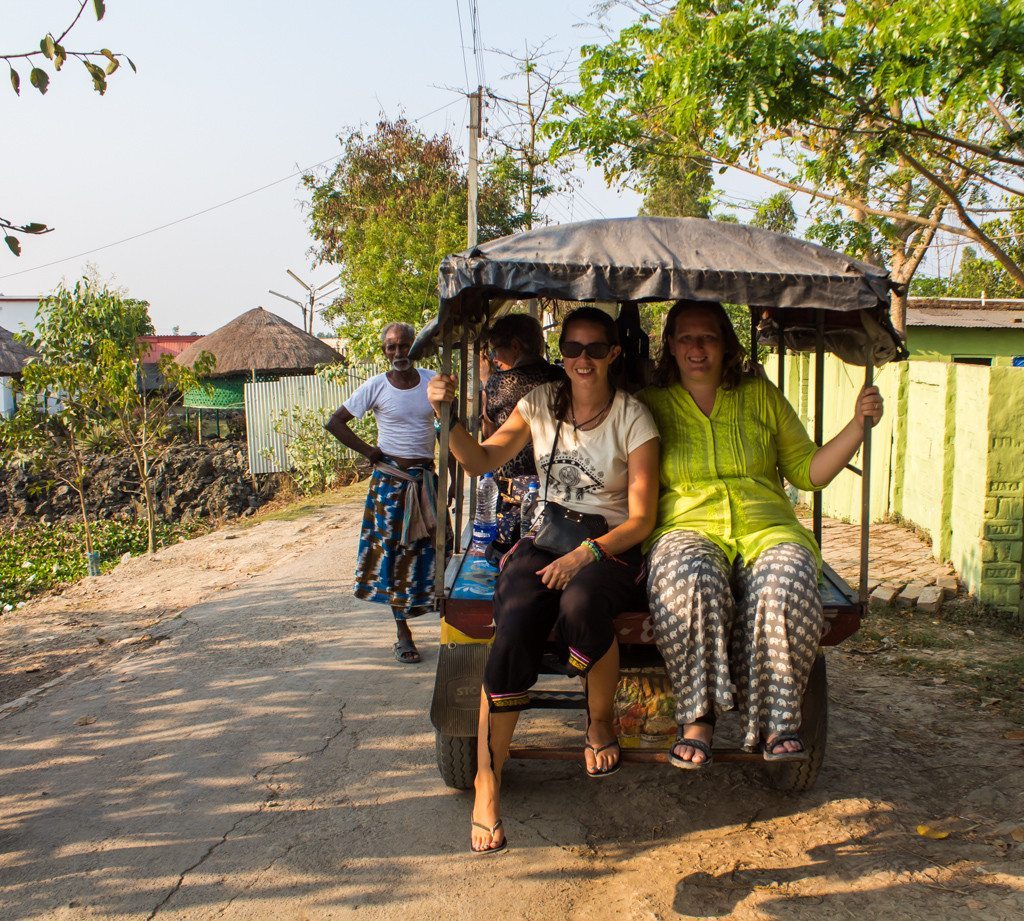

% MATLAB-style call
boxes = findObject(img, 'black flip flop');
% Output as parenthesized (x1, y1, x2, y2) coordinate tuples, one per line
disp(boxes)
(761, 732, 808, 762)
(392, 638, 421, 664)
(669, 735, 714, 770)
(470, 819, 508, 855)
(585, 739, 621, 777)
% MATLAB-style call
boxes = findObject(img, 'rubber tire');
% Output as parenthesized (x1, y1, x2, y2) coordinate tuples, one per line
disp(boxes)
(436, 731, 477, 790)
(764, 652, 827, 794)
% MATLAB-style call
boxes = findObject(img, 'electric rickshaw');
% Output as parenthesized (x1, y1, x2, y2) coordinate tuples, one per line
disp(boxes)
(412, 216, 906, 794)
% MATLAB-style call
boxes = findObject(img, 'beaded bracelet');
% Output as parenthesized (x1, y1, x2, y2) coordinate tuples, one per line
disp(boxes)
(580, 538, 605, 562)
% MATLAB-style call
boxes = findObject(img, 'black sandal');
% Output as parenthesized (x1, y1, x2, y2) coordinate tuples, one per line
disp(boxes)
(585, 738, 621, 777)
(669, 735, 714, 770)
(761, 732, 807, 762)
(392, 638, 421, 664)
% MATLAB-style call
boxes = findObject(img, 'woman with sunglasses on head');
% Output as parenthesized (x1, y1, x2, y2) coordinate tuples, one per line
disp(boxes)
(639, 300, 883, 770)
(480, 314, 565, 551)
(428, 306, 660, 855)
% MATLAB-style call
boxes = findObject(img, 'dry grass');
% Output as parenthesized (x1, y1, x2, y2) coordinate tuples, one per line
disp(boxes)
(854, 601, 1024, 724)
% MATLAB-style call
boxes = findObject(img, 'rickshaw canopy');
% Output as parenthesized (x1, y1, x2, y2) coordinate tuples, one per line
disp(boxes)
(412, 216, 905, 363)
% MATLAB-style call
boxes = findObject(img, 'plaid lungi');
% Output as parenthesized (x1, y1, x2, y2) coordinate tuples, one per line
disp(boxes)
(353, 462, 449, 617)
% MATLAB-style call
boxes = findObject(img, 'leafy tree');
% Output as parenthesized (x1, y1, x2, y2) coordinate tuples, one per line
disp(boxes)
(750, 192, 798, 235)
(2, 1, 135, 255)
(303, 118, 526, 359)
(488, 43, 577, 228)
(912, 208, 1024, 297)
(550, 0, 1024, 331)
(638, 155, 713, 218)
(3, 279, 210, 555)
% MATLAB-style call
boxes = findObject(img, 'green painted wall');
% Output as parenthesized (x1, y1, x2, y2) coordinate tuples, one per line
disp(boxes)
(949, 365, 989, 594)
(979, 369, 1024, 613)
(766, 352, 1024, 615)
(908, 327, 1024, 366)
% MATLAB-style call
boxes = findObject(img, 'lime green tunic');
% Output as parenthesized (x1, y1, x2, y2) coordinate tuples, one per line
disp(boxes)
(638, 376, 822, 570)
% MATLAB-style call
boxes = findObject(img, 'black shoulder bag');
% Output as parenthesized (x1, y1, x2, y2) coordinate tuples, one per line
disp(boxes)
(532, 418, 608, 555)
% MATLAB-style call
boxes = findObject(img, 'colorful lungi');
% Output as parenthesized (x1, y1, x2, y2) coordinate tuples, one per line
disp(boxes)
(353, 461, 448, 618)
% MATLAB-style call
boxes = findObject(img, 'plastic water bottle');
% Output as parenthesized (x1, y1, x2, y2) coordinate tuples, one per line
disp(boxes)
(471, 473, 499, 549)
(520, 478, 540, 532)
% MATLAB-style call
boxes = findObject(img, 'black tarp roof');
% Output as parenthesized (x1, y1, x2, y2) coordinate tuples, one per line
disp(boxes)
(412, 217, 904, 361)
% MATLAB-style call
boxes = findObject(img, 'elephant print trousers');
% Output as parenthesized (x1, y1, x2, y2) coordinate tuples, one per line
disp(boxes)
(647, 530, 824, 751)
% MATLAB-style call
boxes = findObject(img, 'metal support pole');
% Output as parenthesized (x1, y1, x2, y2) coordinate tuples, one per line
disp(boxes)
(468, 316, 487, 527)
(859, 361, 874, 605)
(813, 313, 825, 547)
(434, 325, 454, 603)
(776, 320, 786, 392)
(455, 334, 469, 552)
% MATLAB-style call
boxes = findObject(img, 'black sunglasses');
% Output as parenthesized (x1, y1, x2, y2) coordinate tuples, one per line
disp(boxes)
(561, 340, 612, 359)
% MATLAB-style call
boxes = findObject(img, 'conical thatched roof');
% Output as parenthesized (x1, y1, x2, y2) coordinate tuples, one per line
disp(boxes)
(0, 325, 36, 376)
(175, 307, 341, 378)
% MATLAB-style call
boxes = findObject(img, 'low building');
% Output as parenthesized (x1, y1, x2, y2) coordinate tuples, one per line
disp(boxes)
(138, 334, 203, 390)
(907, 297, 1024, 366)
(0, 296, 39, 338)
(174, 306, 342, 419)
(0, 325, 37, 417)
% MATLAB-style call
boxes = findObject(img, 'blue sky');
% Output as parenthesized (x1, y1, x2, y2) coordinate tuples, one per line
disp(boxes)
(1, 1, 767, 334)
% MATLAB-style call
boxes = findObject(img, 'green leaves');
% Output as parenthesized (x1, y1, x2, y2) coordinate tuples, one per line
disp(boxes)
(551, 0, 1024, 296)
(40, 34, 56, 60)
(4, 235, 21, 256)
(9, 67, 19, 96)
(305, 118, 524, 359)
(29, 67, 49, 95)
(83, 60, 107, 94)
(93, 0, 107, 21)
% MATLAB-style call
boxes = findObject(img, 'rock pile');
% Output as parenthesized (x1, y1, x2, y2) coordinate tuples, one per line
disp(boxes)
(0, 439, 277, 524)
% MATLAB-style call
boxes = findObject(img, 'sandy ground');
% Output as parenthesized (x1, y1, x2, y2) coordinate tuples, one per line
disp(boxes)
(0, 498, 1023, 920)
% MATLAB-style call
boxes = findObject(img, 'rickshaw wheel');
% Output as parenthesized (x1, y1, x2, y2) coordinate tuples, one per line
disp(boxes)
(764, 653, 827, 794)
(436, 732, 477, 790)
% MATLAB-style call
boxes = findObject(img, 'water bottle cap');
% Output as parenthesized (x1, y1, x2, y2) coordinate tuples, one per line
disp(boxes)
(482, 472, 494, 479)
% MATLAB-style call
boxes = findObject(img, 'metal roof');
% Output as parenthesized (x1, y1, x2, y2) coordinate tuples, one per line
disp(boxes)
(906, 298, 1024, 329)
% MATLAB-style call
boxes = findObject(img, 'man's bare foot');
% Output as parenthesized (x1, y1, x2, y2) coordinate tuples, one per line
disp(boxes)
(671, 722, 714, 766)
(584, 717, 621, 775)
(471, 770, 505, 853)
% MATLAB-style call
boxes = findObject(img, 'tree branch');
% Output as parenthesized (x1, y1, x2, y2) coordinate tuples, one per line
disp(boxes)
(897, 145, 1024, 289)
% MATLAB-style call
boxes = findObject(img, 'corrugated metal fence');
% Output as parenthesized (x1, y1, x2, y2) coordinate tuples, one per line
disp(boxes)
(245, 365, 383, 474)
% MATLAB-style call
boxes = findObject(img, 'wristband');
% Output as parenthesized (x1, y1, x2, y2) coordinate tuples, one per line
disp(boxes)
(580, 538, 605, 562)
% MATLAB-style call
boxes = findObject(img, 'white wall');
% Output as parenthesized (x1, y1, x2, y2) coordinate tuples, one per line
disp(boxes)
(0, 298, 39, 337)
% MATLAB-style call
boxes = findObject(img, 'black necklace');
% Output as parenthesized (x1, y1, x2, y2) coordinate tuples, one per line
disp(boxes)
(571, 396, 612, 432)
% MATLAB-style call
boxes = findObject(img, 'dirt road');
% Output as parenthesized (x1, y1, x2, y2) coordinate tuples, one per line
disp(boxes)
(1, 499, 1022, 920)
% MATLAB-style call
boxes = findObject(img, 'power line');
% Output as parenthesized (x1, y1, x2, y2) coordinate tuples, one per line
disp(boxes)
(469, 1, 486, 88)
(0, 97, 465, 282)
(453, 0, 471, 91)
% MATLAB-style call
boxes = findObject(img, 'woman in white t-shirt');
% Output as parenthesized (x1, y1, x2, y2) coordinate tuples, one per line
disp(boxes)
(428, 307, 660, 855)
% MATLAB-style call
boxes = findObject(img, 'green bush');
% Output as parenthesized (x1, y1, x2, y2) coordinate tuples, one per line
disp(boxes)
(0, 519, 205, 611)
(269, 406, 348, 497)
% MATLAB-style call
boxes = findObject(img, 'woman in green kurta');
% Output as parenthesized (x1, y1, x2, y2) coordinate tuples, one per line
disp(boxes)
(640, 300, 883, 768)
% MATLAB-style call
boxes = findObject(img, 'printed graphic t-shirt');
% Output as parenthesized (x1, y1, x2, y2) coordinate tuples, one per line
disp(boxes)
(517, 383, 659, 528)
(343, 369, 437, 459)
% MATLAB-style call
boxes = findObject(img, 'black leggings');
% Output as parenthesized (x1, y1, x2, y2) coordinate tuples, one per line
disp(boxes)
(484, 540, 646, 712)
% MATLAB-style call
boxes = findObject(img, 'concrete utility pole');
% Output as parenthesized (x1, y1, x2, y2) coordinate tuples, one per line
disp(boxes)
(269, 271, 339, 335)
(467, 86, 482, 248)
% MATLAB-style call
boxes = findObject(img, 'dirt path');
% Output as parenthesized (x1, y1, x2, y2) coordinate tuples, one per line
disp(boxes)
(0, 499, 1022, 920)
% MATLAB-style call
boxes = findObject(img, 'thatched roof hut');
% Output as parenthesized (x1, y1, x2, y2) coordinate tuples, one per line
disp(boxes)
(175, 307, 341, 378)
(0, 325, 36, 377)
